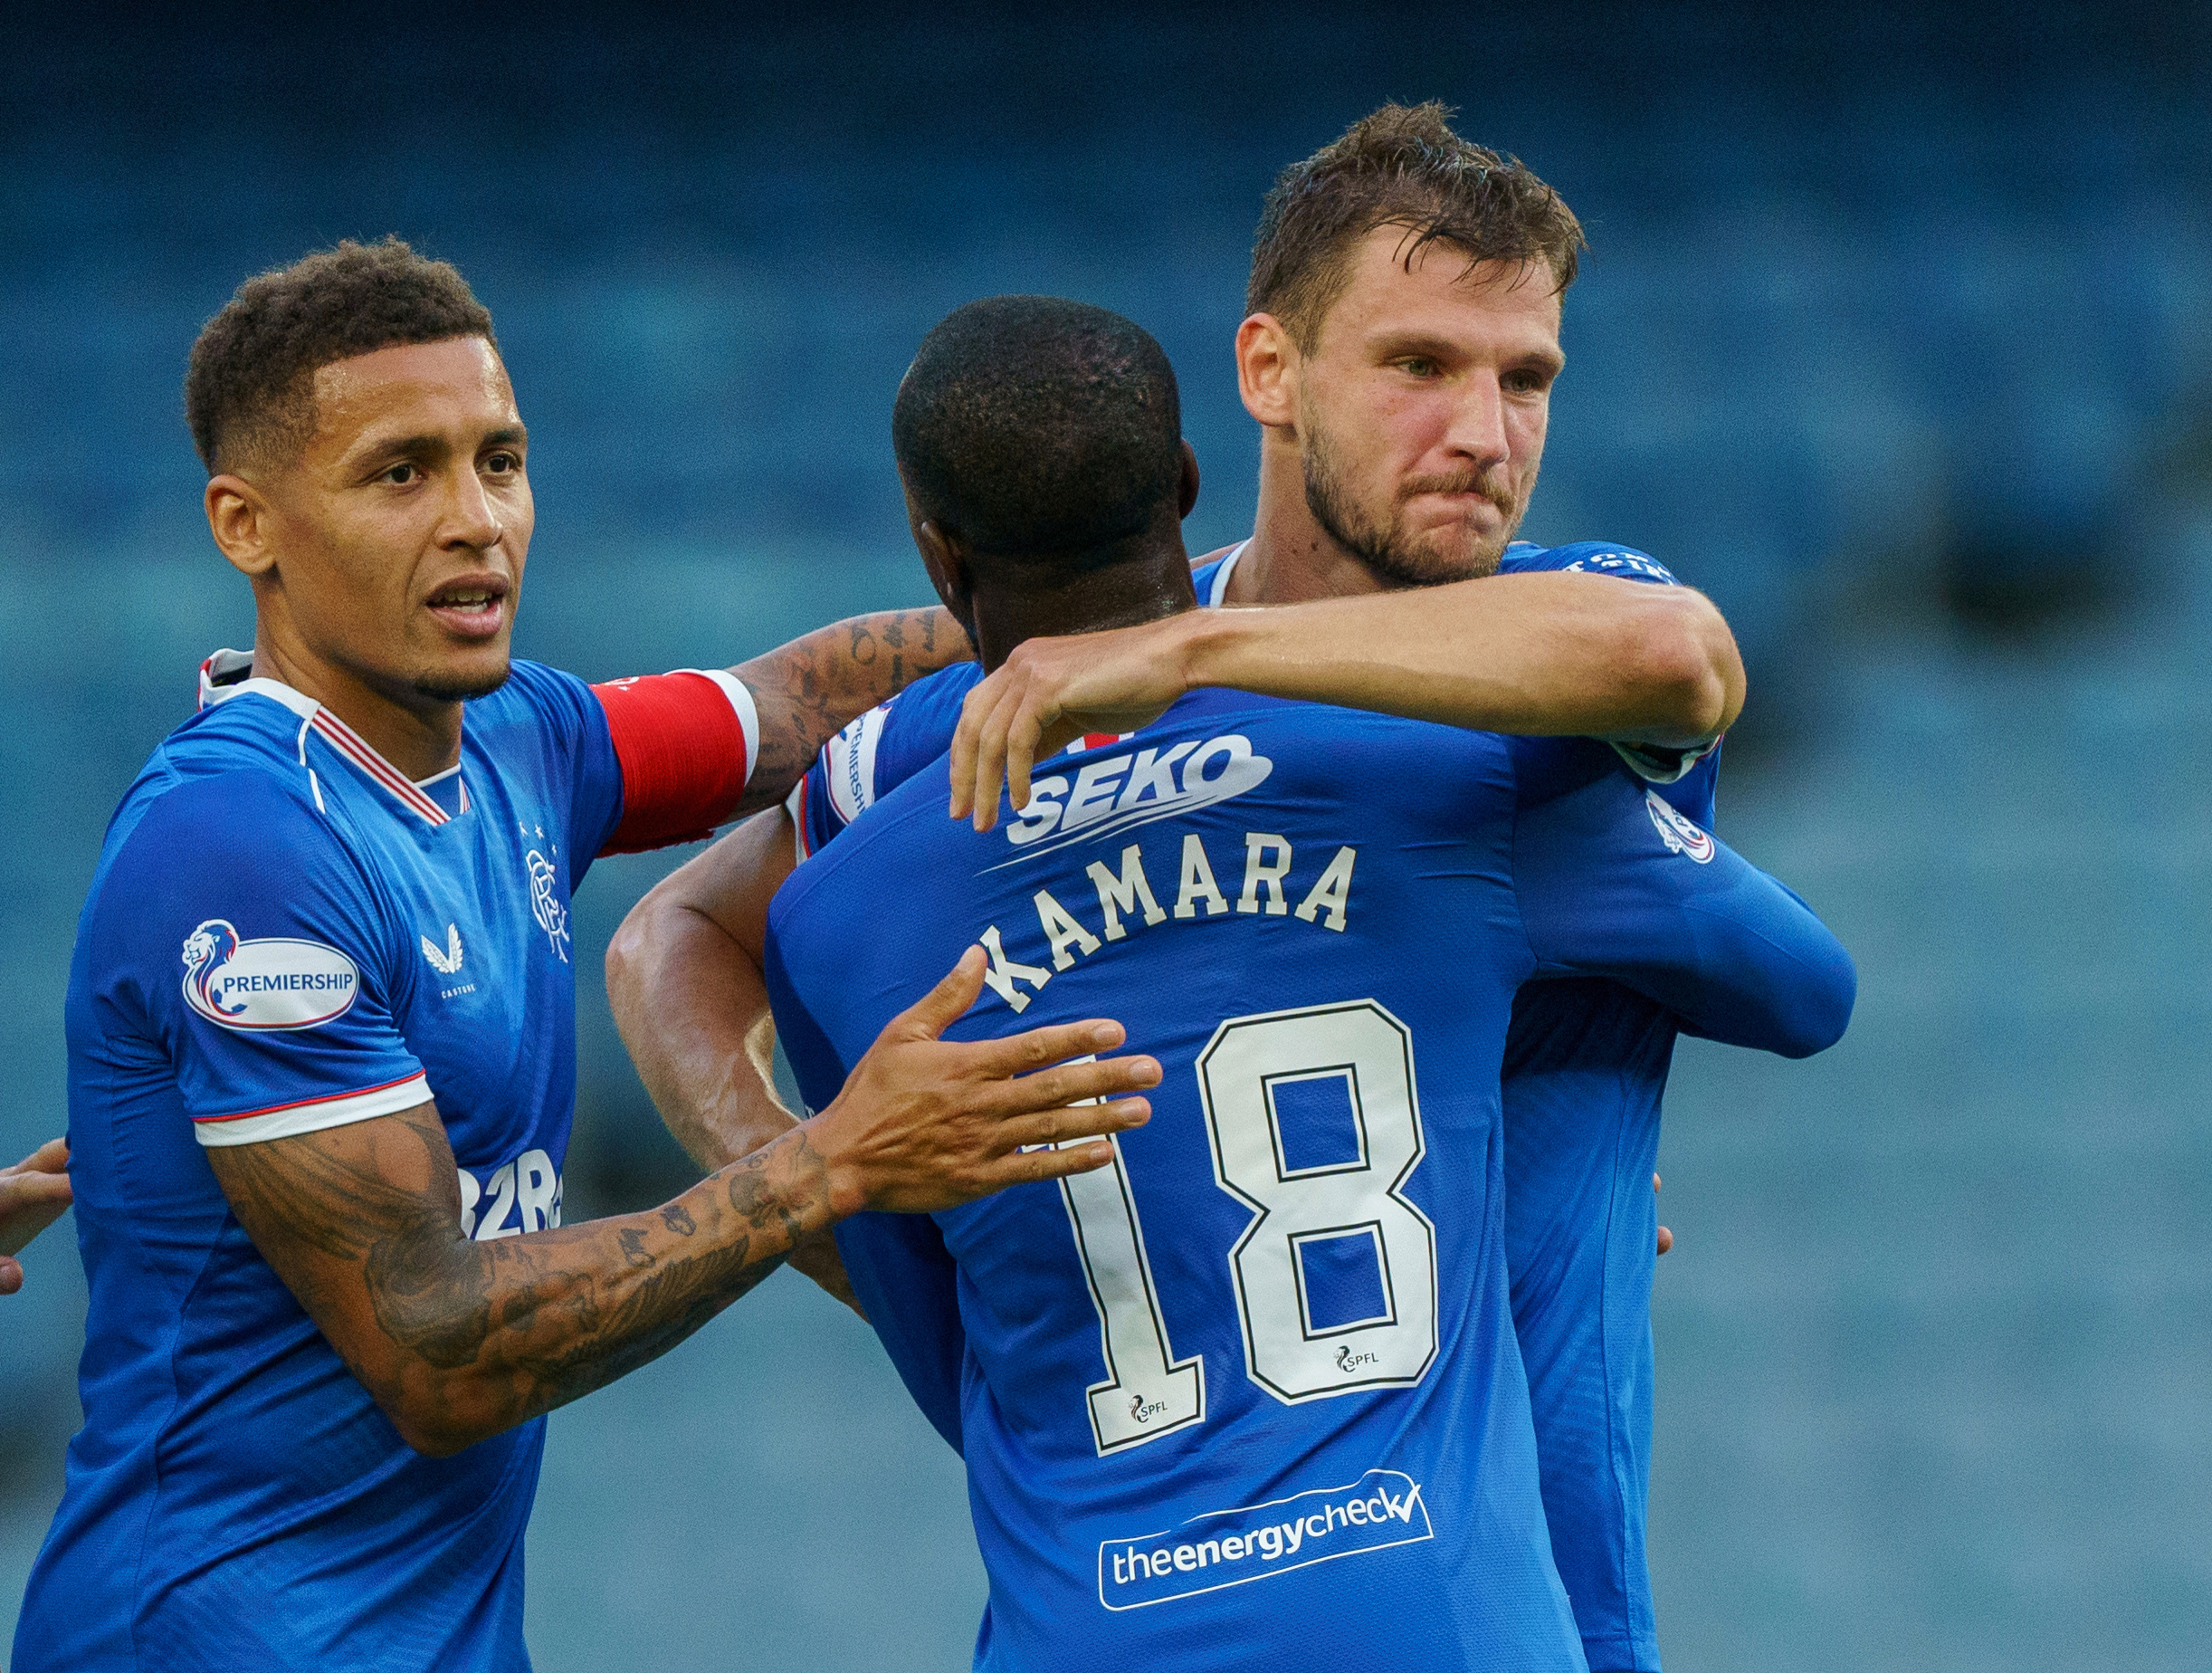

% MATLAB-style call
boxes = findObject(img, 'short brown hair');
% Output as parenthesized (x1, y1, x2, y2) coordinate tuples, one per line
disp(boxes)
(1246, 102, 1586, 348)
(185, 236, 496, 473)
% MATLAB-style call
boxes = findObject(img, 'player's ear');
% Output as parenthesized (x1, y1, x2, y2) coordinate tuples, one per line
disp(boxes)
(1177, 440, 1200, 520)
(1235, 313, 1299, 430)
(913, 520, 977, 633)
(205, 473, 278, 578)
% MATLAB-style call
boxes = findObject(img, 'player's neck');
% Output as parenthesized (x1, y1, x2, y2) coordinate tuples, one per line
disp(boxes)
(1231, 440, 1397, 607)
(250, 622, 465, 782)
(969, 546, 1199, 674)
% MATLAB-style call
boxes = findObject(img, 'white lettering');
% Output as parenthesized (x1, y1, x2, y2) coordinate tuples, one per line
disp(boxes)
(978, 925, 1052, 1012)
(516, 1148, 558, 1233)
(1237, 833, 1292, 915)
(455, 1166, 481, 1239)
(1294, 845, 1358, 932)
(1086, 845, 1168, 941)
(1064, 757, 1132, 830)
(1174, 834, 1229, 919)
(478, 1162, 520, 1239)
(1182, 734, 1258, 790)
(1115, 741, 1197, 810)
(1006, 776, 1072, 846)
(1034, 889, 1102, 970)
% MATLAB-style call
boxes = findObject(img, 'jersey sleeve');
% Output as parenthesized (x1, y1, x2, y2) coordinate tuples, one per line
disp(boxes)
(760, 913, 968, 1452)
(787, 664, 984, 862)
(1507, 740, 1855, 1058)
(1501, 540, 1719, 787)
(93, 772, 428, 1146)
(588, 668, 760, 855)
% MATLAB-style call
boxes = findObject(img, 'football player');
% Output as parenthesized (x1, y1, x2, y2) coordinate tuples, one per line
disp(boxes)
(14, 240, 1158, 1673)
(616, 106, 1764, 1672)
(759, 294, 1852, 1668)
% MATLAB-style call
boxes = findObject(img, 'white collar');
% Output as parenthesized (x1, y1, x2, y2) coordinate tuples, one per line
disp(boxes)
(1206, 540, 1250, 608)
(194, 647, 462, 827)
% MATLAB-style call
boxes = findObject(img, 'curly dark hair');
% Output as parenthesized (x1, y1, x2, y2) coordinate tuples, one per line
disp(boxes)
(892, 295, 1183, 565)
(1246, 102, 1587, 349)
(185, 237, 496, 473)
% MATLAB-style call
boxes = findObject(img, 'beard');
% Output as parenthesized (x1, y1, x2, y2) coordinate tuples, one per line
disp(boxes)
(1302, 416, 1526, 588)
(412, 660, 513, 703)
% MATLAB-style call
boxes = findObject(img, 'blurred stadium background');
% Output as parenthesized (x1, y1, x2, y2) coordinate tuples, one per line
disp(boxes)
(3, 4, 2208, 1668)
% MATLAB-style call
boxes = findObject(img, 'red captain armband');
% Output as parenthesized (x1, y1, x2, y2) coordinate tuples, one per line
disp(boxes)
(591, 669, 760, 855)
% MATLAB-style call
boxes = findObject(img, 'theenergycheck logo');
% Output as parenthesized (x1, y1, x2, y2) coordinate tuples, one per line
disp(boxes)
(1645, 789, 1715, 863)
(990, 734, 1273, 870)
(181, 919, 359, 1031)
(1097, 1468, 1433, 1611)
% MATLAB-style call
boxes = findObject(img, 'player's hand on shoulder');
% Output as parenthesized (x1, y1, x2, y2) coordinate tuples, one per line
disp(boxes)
(0, 1138, 73, 1295)
(949, 615, 1206, 832)
(804, 946, 1158, 1216)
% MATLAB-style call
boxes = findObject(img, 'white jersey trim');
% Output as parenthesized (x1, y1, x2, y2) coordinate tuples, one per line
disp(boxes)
(1205, 541, 1250, 608)
(785, 779, 814, 863)
(679, 667, 762, 789)
(195, 651, 464, 827)
(823, 703, 889, 827)
(192, 1071, 432, 1148)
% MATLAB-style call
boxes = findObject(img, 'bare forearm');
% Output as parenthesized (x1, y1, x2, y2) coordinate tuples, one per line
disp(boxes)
(212, 1106, 830, 1456)
(1183, 574, 1743, 746)
(609, 900, 797, 1170)
(734, 606, 970, 812)
(367, 1133, 831, 1450)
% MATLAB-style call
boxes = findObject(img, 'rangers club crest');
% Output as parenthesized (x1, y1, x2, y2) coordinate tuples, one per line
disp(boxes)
(1644, 790, 1716, 864)
(525, 849, 571, 961)
(180, 919, 360, 1031)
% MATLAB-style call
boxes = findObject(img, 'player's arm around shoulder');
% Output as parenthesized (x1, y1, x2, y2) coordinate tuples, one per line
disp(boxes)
(1507, 750, 1855, 1060)
(209, 951, 1158, 1457)
(946, 570, 1743, 832)
(580, 608, 970, 858)
(727, 606, 972, 813)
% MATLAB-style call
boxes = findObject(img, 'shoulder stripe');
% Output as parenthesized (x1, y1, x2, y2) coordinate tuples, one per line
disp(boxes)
(192, 1072, 432, 1148)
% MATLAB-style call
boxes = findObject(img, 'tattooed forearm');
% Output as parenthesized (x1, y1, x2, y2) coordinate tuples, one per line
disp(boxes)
(208, 1103, 837, 1456)
(732, 606, 971, 812)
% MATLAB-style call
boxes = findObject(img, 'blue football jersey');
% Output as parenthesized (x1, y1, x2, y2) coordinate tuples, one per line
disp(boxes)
(766, 684, 1852, 1673)
(787, 540, 1737, 1671)
(19, 661, 629, 1673)
(1490, 543, 1721, 1673)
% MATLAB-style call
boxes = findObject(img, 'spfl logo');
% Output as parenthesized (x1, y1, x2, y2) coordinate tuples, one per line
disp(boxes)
(1335, 1344, 1380, 1374)
(1645, 790, 1715, 864)
(525, 850, 571, 961)
(181, 919, 360, 1032)
(1130, 1393, 1170, 1425)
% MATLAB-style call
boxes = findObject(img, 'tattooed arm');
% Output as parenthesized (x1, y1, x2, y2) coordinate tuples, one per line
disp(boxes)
(207, 951, 1157, 1457)
(605, 808, 842, 1296)
(729, 607, 970, 814)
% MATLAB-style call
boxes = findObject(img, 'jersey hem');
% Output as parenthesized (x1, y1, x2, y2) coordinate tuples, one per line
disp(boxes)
(192, 1071, 431, 1146)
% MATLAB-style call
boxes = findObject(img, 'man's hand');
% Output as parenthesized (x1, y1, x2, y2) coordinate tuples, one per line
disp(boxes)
(207, 947, 1150, 1457)
(949, 614, 1203, 828)
(0, 1138, 72, 1295)
(948, 572, 1744, 833)
(806, 945, 1158, 1216)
